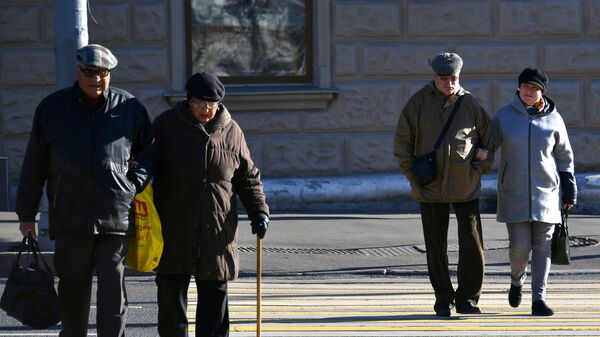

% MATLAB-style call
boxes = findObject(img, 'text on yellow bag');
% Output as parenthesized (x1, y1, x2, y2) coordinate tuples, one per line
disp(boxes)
(125, 184, 163, 272)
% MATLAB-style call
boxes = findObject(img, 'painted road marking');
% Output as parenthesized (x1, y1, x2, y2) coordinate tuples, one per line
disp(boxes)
(188, 279, 600, 336)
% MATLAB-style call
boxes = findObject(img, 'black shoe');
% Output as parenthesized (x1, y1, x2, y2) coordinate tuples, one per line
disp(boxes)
(456, 301, 482, 314)
(508, 284, 522, 308)
(532, 300, 554, 316)
(434, 302, 453, 317)
(434, 306, 451, 317)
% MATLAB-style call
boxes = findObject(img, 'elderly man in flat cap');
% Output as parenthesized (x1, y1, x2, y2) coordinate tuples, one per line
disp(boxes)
(16, 44, 154, 337)
(394, 52, 491, 317)
(152, 72, 269, 337)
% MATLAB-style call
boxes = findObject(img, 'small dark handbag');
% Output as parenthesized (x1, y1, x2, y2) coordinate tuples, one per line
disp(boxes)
(551, 208, 571, 265)
(410, 96, 464, 185)
(0, 234, 61, 329)
(411, 152, 437, 186)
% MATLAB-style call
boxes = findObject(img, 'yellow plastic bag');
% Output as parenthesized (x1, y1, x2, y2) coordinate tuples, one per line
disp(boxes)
(125, 184, 163, 272)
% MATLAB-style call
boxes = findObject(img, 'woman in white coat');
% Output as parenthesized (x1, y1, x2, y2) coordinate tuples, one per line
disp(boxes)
(491, 68, 577, 316)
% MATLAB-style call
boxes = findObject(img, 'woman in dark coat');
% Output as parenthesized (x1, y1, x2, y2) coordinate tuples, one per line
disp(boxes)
(153, 72, 269, 337)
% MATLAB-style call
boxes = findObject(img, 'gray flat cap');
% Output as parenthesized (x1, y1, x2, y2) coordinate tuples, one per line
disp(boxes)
(430, 53, 463, 75)
(76, 44, 118, 70)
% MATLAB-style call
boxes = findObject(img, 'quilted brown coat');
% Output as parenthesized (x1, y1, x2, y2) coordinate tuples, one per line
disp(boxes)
(153, 101, 269, 280)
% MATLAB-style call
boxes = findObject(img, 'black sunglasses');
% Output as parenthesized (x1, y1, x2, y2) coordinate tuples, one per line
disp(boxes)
(78, 66, 110, 78)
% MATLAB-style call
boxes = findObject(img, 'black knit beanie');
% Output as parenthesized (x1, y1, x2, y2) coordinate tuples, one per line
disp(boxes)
(518, 68, 548, 92)
(185, 72, 225, 102)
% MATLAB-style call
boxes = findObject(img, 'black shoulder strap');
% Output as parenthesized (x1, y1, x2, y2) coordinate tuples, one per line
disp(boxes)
(433, 95, 465, 151)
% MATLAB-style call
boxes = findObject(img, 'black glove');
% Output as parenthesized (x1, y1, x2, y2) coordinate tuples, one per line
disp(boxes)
(250, 212, 269, 239)
(559, 171, 577, 205)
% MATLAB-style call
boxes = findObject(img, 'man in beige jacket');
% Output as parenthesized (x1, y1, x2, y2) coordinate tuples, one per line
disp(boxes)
(394, 53, 491, 317)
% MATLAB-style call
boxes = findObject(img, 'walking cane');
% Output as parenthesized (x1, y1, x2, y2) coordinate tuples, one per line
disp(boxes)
(256, 236, 262, 337)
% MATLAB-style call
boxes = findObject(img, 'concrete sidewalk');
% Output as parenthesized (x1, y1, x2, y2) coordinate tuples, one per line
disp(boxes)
(1, 211, 599, 278)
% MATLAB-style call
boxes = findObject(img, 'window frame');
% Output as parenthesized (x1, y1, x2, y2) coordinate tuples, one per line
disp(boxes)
(166, 0, 336, 112)
(185, 0, 314, 85)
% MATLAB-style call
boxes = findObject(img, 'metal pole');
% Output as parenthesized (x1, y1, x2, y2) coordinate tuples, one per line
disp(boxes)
(256, 236, 262, 337)
(54, 0, 88, 89)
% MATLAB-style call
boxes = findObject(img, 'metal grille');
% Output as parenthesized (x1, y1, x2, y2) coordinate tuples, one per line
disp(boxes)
(239, 237, 598, 256)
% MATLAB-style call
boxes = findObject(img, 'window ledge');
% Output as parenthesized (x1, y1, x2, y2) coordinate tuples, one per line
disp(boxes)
(164, 85, 338, 112)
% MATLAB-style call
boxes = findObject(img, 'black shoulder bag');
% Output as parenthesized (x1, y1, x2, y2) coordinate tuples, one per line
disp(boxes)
(0, 234, 61, 329)
(410, 95, 464, 186)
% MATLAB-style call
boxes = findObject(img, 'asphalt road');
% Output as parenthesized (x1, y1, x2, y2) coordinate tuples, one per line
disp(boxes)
(1, 212, 599, 336)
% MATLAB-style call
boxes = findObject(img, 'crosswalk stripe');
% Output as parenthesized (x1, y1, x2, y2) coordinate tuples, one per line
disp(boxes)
(187, 279, 600, 336)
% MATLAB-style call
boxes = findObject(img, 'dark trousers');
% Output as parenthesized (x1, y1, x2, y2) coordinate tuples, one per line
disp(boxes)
(156, 274, 229, 337)
(419, 199, 485, 307)
(53, 235, 129, 337)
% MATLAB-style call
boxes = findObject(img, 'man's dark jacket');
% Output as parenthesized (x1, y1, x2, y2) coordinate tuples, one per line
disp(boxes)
(153, 101, 268, 281)
(16, 82, 154, 238)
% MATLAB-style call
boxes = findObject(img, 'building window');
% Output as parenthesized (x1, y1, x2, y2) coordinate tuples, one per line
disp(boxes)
(187, 0, 312, 84)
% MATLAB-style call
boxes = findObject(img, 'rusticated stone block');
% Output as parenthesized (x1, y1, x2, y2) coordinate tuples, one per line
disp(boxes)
(496, 80, 519, 110)
(589, 1, 600, 35)
(1, 49, 55, 85)
(134, 89, 171, 120)
(3, 138, 28, 180)
(88, 3, 130, 43)
(0, 91, 42, 136)
(546, 81, 583, 127)
(334, 2, 401, 37)
(304, 82, 402, 131)
(457, 44, 536, 74)
(109, 48, 169, 84)
(545, 43, 600, 73)
(133, 2, 168, 42)
(364, 44, 445, 76)
(335, 43, 358, 76)
(587, 81, 600, 126)
(407, 1, 491, 37)
(243, 136, 264, 173)
(42, 6, 54, 42)
(498, 0, 582, 36)
(0, 7, 40, 43)
(233, 111, 301, 134)
(349, 134, 397, 173)
(460, 80, 493, 115)
(264, 136, 344, 176)
(570, 132, 600, 171)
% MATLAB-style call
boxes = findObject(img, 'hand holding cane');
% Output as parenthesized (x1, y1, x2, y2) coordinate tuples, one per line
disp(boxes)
(256, 235, 262, 337)
(250, 213, 268, 337)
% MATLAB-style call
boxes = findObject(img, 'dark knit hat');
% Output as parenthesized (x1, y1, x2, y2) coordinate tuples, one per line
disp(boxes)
(430, 53, 463, 75)
(518, 67, 548, 92)
(76, 44, 118, 70)
(185, 72, 225, 102)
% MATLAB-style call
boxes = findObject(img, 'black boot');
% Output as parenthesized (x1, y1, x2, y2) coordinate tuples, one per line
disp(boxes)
(532, 300, 554, 316)
(508, 284, 522, 308)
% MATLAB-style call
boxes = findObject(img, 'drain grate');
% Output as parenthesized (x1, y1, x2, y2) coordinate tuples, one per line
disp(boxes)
(239, 236, 597, 256)
(238, 246, 364, 255)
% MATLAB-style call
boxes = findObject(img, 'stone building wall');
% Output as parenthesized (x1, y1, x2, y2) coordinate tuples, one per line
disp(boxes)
(1, 0, 600, 208)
